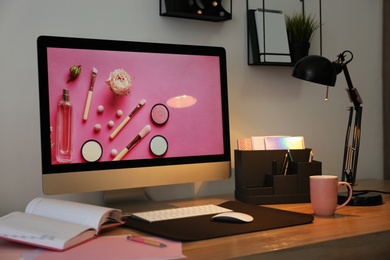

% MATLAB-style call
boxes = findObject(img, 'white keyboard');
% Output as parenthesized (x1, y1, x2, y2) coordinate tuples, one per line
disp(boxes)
(131, 204, 232, 223)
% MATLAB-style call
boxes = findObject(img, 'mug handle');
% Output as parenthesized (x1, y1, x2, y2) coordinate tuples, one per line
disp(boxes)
(336, 182, 353, 209)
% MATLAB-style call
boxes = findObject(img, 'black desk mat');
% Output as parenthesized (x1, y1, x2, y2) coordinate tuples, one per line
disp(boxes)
(125, 201, 314, 241)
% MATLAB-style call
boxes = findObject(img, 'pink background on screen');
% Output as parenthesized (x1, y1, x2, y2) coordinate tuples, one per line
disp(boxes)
(47, 47, 224, 164)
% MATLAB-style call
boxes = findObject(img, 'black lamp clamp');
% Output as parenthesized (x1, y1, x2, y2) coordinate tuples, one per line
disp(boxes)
(334, 51, 363, 110)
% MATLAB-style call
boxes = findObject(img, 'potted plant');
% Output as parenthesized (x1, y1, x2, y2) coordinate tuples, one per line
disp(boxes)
(285, 13, 320, 63)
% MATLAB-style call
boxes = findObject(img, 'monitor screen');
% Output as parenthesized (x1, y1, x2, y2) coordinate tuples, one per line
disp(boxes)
(37, 36, 231, 195)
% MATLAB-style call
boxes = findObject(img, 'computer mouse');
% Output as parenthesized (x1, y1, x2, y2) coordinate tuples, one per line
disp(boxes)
(212, 212, 254, 223)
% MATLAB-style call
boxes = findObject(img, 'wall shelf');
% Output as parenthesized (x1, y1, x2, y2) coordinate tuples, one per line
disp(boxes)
(160, 0, 232, 22)
(247, 0, 322, 66)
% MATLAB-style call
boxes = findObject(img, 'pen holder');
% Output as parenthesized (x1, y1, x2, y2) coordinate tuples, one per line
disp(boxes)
(234, 149, 322, 204)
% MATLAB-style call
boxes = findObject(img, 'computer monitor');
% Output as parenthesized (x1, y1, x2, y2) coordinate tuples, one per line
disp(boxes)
(37, 36, 231, 200)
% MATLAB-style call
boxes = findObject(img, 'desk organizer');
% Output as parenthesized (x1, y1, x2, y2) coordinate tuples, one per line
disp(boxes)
(234, 149, 322, 204)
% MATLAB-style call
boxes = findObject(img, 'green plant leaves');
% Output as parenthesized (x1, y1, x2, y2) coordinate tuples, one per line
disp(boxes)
(285, 13, 320, 43)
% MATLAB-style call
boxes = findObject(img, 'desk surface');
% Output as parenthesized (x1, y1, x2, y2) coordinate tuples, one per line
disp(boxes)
(106, 179, 390, 259)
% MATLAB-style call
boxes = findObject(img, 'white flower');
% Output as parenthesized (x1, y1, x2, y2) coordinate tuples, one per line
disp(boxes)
(106, 68, 133, 96)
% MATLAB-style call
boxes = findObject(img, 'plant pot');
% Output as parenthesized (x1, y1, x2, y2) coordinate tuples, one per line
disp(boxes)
(289, 42, 310, 63)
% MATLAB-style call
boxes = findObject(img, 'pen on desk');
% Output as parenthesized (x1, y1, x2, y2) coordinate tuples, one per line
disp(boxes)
(309, 150, 313, 162)
(283, 160, 289, 176)
(287, 149, 293, 162)
(280, 152, 288, 175)
(127, 235, 167, 248)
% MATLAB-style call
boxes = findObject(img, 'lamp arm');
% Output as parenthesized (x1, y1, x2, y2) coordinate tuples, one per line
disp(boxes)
(336, 51, 363, 185)
(342, 106, 362, 185)
(342, 65, 363, 110)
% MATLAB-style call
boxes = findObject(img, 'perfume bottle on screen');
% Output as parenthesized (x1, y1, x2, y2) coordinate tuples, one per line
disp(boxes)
(56, 89, 72, 163)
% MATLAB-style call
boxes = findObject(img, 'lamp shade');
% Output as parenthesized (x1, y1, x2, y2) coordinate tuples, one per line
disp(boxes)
(292, 55, 337, 86)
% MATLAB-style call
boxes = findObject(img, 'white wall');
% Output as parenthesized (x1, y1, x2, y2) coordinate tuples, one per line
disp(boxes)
(0, 0, 383, 215)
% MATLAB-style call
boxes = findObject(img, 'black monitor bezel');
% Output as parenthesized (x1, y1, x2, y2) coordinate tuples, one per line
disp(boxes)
(37, 35, 231, 175)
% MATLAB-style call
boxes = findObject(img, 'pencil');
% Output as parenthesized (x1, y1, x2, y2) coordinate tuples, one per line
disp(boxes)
(127, 235, 167, 247)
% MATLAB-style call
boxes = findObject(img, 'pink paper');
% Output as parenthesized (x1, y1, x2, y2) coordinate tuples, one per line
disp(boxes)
(28, 235, 183, 260)
(0, 239, 41, 260)
(0, 235, 184, 260)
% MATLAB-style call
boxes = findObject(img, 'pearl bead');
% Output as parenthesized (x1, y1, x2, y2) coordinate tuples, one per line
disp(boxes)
(94, 124, 101, 132)
(97, 105, 104, 113)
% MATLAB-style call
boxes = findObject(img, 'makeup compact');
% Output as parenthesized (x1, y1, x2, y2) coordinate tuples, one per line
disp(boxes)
(150, 103, 169, 125)
(149, 135, 168, 156)
(81, 140, 103, 162)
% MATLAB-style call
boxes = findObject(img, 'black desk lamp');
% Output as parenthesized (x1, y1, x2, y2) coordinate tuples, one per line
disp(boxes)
(292, 50, 382, 206)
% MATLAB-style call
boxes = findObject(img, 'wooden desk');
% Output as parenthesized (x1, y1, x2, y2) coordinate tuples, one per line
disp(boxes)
(107, 179, 390, 259)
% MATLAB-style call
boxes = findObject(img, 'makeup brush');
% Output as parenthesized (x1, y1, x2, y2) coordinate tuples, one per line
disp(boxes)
(113, 125, 151, 161)
(110, 99, 146, 140)
(83, 67, 98, 121)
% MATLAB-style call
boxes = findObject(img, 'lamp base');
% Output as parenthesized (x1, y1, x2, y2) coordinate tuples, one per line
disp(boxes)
(338, 191, 383, 206)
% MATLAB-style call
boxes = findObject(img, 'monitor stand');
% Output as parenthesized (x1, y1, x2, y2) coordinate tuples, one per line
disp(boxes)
(103, 187, 176, 213)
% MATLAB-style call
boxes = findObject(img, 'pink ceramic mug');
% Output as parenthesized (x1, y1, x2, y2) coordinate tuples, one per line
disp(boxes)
(310, 175, 353, 216)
